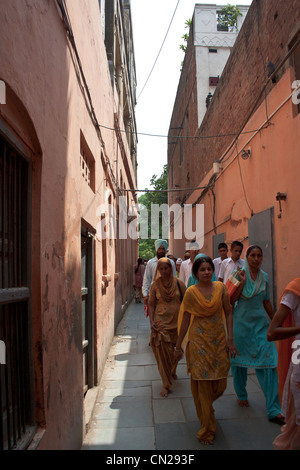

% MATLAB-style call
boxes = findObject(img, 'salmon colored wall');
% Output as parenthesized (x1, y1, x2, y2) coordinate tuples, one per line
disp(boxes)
(0, 0, 137, 449)
(184, 67, 300, 304)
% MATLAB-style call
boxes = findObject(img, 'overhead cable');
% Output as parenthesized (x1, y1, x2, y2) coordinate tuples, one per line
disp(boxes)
(99, 123, 269, 140)
(136, 0, 181, 101)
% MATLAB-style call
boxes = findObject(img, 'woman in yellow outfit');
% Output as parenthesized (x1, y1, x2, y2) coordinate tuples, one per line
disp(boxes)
(174, 256, 237, 445)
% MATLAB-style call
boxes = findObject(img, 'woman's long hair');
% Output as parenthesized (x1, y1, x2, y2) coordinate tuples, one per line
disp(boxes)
(135, 257, 143, 273)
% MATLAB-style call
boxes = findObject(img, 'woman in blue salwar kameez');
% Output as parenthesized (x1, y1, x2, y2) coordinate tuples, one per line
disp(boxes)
(230, 245, 284, 425)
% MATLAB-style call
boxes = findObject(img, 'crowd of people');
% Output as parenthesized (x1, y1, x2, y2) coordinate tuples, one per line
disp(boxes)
(133, 239, 300, 449)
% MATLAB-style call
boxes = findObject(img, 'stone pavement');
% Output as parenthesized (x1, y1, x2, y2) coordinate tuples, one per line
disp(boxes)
(81, 299, 281, 451)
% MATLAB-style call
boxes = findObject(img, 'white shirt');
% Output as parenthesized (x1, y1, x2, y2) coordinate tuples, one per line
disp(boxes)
(213, 257, 227, 279)
(280, 290, 300, 422)
(281, 291, 300, 341)
(218, 257, 244, 284)
(179, 258, 193, 286)
(142, 256, 176, 297)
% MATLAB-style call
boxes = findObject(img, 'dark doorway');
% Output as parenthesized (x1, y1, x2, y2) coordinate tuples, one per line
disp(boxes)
(81, 227, 95, 395)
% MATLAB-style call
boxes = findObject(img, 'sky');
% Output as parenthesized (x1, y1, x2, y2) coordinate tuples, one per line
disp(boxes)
(130, 0, 253, 192)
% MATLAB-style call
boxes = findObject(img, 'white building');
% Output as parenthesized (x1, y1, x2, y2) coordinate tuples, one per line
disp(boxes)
(194, 4, 250, 126)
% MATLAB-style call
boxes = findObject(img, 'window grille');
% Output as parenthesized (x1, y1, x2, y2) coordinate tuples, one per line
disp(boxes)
(0, 134, 34, 450)
(209, 76, 220, 86)
(80, 131, 95, 192)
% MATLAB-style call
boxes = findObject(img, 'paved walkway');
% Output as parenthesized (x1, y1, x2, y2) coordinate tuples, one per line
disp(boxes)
(81, 299, 281, 451)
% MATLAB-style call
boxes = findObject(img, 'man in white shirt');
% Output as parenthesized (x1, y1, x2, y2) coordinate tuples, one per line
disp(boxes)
(218, 241, 244, 285)
(179, 241, 200, 286)
(142, 239, 176, 305)
(213, 242, 228, 279)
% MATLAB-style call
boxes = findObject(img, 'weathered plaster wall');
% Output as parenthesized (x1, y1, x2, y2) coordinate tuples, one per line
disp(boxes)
(0, 0, 137, 449)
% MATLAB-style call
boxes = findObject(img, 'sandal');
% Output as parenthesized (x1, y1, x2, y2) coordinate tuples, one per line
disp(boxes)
(269, 414, 285, 425)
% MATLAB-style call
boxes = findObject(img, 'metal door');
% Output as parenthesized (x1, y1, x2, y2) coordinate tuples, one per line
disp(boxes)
(248, 208, 276, 308)
(81, 229, 95, 395)
(213, 232, 226, 259)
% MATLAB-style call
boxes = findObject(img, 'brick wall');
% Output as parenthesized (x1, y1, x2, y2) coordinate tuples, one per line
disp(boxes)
(168, 0, 300, 206)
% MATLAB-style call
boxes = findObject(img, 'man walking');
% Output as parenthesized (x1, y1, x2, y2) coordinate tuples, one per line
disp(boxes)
(179, 241, 200, 286)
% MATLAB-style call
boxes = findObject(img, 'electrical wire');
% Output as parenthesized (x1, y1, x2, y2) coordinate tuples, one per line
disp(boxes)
(56, 0, 300, 201)
(98, 122, 269, 140)
(56, 0, 119, 193)
(235, 140, 253, 216)
(119, 184, 208, 193)
(136, 0, 181, 101)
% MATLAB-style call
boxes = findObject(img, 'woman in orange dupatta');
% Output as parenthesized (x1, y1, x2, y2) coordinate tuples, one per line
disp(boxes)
(148, 258, 186, 397)
(267, 278, 300, 450)
(272, 280, 300, 403)
(174, 256, 237, 445)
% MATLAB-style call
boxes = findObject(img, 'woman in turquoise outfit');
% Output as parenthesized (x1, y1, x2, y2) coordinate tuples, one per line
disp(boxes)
(187, 253, 216, 287)
(230, 245, 284, 424)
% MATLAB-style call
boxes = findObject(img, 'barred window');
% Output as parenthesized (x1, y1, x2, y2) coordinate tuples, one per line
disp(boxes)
(0, 133, 35, 450)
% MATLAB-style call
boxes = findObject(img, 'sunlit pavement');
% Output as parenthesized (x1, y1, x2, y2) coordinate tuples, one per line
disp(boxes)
(81, 299, 281, 451)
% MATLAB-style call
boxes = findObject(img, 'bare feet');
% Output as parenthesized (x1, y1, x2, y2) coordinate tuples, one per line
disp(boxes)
(160, 387, 169, 397)
(199, 438, 214, 445)
(237, 399, 249, 407)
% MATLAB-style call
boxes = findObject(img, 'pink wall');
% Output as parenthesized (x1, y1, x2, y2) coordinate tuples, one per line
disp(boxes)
(183, 67, 300, 302)
(0, 0, 137, 449)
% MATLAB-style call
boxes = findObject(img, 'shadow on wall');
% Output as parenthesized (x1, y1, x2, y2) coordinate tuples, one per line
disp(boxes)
(0, 0, 83, 449)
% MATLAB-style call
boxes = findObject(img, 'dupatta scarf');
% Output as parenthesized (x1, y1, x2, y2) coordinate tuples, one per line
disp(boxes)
(281, 278, 300, 299)
(239, 260, 267, 299)
(177, 281, 224, 350)
(153, 257, 178, 303)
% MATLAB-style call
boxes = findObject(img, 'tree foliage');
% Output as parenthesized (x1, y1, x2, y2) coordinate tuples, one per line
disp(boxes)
(138, 164, 168, 260)
(217, 5, 242, 32)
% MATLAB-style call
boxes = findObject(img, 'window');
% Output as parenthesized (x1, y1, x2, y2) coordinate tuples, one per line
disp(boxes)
(80, 131, 95, 192)
(216, 11, 229, 33)
(209, 48, 218, 53)
(209, 76, 220, 86)
(101, 215, 108, 277)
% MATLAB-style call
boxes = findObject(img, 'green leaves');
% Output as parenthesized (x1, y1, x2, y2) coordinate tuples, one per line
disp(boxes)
(217, 5, 242, 32)
(179, 19, 191, 53)
(138, 164, 168, 259)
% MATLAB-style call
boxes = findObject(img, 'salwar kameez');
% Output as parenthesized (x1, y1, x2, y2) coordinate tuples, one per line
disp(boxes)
(178, 282, 231, 442)
(230, 266, 282, 419)
(190, 377, 227, 442)
(231, 365, 281, 419)
(149, 263, 186, 392)
(134, 262, 144, 303)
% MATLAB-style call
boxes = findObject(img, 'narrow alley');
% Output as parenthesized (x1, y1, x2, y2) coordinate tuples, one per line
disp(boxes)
(81, 299, 281, 451)
(1, 0, 299, 451)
